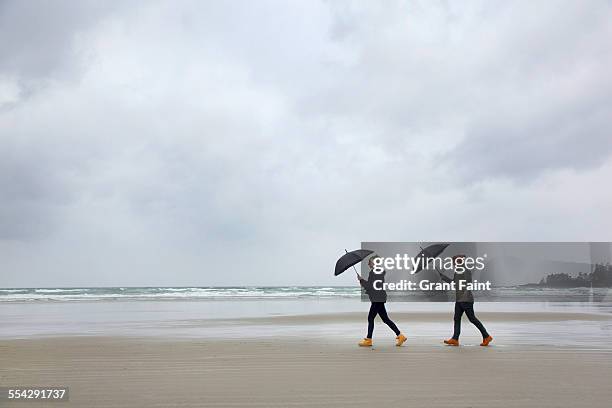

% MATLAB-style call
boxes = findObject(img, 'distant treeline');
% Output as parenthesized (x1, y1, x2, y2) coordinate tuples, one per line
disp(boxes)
(534, 263, 612, 288)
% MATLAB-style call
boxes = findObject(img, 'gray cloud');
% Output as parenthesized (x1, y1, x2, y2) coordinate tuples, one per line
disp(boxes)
(0, 0, 119, 104)
(1, 0, 611, 286)
(448, 91, 612, 181)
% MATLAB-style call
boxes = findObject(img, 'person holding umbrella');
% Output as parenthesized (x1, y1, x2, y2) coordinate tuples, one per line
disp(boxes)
(439, 254, 493, 347)
(357, 255, 407, 347)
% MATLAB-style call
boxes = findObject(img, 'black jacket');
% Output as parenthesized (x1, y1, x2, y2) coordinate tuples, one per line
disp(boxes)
(360, 270, 387, 303)
(439, 269, 474, 302)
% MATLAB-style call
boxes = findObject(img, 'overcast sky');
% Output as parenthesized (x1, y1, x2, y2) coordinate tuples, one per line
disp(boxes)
(1, 0, 612, 287)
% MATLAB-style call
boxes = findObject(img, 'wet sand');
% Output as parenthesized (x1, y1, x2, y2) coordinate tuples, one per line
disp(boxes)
(2, 312, 612, 408)
(208, 310, 612, 324)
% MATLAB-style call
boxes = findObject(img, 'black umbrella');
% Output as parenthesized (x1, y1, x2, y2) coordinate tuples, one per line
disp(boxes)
(413, 243, 450, 274)
(334, 249, 374, 276)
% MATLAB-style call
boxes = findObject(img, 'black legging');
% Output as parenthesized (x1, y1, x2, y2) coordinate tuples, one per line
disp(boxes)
(452, 301, 489, 340)
(367, 302, 400, 338)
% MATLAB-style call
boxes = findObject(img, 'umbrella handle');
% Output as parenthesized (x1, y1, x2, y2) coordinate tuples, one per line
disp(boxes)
(346, 249, 362, 278)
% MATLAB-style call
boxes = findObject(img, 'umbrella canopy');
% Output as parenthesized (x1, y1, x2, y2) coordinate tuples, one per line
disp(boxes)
(334, 249, 374, 276)
(413, 243, 450, 274)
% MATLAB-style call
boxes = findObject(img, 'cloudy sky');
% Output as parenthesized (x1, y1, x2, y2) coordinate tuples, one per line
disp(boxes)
(1, 0, 611, 287)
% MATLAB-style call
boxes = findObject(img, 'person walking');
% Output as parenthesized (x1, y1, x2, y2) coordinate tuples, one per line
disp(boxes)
(439, 254, 493, 346)
(357, 255, 407, 347)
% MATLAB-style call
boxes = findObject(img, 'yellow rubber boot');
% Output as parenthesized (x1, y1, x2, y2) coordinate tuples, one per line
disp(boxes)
(358, 338, 373, 347)
(480, 336, 493, 346)
(396, 333, 407, 346)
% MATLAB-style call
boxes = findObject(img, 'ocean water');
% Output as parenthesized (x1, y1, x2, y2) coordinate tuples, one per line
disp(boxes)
(1, 286, 611, 302)
(0, 287, 361, 302)
(1, 287, 611, 346)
